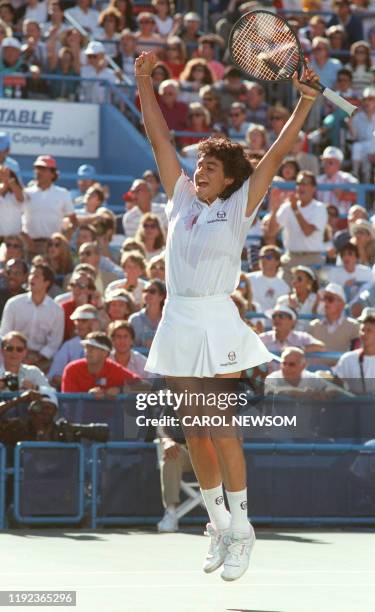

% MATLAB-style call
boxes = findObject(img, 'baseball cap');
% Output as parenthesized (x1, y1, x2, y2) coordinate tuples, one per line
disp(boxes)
(184, 11, 201, 22)
(77, 164, 96, 179)
(33, 155, 57, 169)
(70, 304, 99, 321)
(321, 146, 344, 163)
(292, 265, 316, 281)
(82, 335, 112, 353)
(350, 219, 375, 239)
(363, 86, 375, 98)
(358, 307, 375, 322)
(85, 41, 105, 56)
(0, 132, 11, 151)
(39, 386, 58, 407)
(2, 37, 21, 50)
(271, 305, 297, 321)
(105, 290, 132, 304)
(323, 282, 346, 302)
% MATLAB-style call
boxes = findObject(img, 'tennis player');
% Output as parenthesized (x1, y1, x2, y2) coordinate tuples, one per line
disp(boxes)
(135, 51, 319, 581)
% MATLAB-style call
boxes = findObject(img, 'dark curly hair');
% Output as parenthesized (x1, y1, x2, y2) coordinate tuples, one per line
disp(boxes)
(197, 137, 253, 199)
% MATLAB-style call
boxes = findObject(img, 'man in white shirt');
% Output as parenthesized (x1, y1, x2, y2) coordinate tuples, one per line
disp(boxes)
(228, 102, 253, 141)
(327, 242, 372, 302)
(0, 264, 64, 372)
(122, 179, 167, 237)
(108, 320, 149, 379)
(66, 0, 100, 35)
(317, 146, 358, 215)
(260, 305, 325, 356)
(80, 41, 117, 104)
(0, 331, 52, 391)
(247, 245, 289, 313)
(334, 308, 375, 394)
(23, 155, 74, 254)
(267, 170, 328, 284)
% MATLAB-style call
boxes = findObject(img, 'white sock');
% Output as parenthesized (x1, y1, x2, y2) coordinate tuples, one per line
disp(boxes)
(200, 484, 231, 531)
(226, 488, 251, 536)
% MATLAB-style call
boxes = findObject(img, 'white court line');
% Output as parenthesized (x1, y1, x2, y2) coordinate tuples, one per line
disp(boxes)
(2, 569, 375, 576)
(4, 584, 374, 589)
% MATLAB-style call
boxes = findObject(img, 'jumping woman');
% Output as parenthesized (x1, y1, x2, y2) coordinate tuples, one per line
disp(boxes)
(135, 51, 319, 581)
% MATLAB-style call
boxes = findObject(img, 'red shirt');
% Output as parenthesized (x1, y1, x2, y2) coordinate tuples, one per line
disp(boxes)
(61, 358, 140, 393)
(61, 298, 77, 341)
(158, 100, 188, 131)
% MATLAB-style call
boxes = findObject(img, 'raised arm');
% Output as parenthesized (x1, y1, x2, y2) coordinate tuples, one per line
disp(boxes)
(246, 67, 320, 217)
(135, 52, 181, 200)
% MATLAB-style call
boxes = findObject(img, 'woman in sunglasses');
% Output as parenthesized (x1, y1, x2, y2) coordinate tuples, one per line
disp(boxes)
(135, 50, 320, 580)
(277, 265, 320, 331)
(128, 279, 166, 348)
(46, 232, 74, 280)
(135, 213, 165, 260)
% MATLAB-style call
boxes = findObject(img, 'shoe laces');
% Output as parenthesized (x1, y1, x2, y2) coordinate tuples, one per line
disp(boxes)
(225, 538, 248, 566)
(204, 523, 221, 554)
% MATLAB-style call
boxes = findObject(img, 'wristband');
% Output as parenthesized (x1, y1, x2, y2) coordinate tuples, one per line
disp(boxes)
(301, 94, 316, 101)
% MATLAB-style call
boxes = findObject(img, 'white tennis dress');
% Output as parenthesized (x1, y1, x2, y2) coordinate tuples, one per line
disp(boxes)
(145, 171, 273, 377)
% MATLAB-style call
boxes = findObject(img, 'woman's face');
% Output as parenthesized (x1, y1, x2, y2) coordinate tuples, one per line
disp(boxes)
(292, 272, 311, 293)
(108, 300, 130, 321)
(194, 155, 233, 204)
(153, 0, 169, 16)
(4, 238, 23, 261)
(353, 45, 368, 64)
(189, 109, 206, 127)
(354, 229, 372, 245)
(124, 260, 142, 281)
(281, 162, 297, 180)
(143, 283, 164, 308)
(202, 92, 217, 110)
(143, 219, 160, 240)
(152, 68, 167, 85)
(47, 236, 62, 258)
(149, 261, 165, 280)
(249, 129, 264, 149)
(191, 65, 206, 82)
(84, 190, 101, 211)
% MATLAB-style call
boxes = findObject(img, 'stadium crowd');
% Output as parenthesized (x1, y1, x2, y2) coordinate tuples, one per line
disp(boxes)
(0, 0, 374, 402)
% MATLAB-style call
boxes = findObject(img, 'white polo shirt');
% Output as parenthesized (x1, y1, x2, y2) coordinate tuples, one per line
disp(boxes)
(0, 192, 24, 236)
(122, 203, 168, 238)
(317, 170, 358, 214)
(276, 198, 328, 252)
(333, 349, 375, 394)
(247, 272, 289, 311)
(65, 6, 100, 34)
(23, 184, 73, 239)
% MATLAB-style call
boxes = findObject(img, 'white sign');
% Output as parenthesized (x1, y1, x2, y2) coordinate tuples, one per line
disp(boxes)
(0, 99, 99, 158)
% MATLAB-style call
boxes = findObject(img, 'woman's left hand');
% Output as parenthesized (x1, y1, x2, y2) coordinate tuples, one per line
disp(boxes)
(292, 63, 320, 99)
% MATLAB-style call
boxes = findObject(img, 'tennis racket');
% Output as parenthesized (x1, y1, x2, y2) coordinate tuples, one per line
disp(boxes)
(229, 10, 357, 116)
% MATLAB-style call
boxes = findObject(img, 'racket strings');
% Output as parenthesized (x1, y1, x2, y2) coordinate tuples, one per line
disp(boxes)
(231, 13, 300, 80)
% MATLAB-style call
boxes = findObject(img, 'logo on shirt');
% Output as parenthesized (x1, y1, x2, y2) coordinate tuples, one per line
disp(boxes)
(207, 210, 228, 224)
(228, 351, 236, 362)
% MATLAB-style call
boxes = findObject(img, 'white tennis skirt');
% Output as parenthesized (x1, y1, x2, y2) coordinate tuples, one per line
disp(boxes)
(145, 293, 274, 378)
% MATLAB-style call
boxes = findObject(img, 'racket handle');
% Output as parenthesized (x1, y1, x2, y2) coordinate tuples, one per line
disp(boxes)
(321, 87, 357, 116)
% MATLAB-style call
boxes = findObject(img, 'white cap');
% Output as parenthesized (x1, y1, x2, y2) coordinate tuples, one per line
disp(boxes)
(358, 307, 375, 322)
(39, 386, 58, 407)
(2, 37, 21, 50)
(271, 305, 297, 321)
(85, 41, 105, 56)
(321, 146, 344, 163)
(70, 305, 99, 321)
(363, 86, 375, 98)
(292, 265, 316, 281)
(350, 218, 375, 239)
(323, 282, 346, 302)
(82, 337, 111, 353)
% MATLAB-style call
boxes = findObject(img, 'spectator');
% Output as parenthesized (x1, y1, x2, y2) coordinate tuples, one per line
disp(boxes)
(128, 279, 166, 349)
(163, 36, 186, 79)
(90, 211, 123, 273)
(66, 0, 100, 36)
(197, 34, 224, 81)
(22, 155, 74, 255)
(179, 102, 211, 147)
(142, 170, 167, 204)
(23, 0, 48, 25)
(0, 263, 64, 371)
(97, 6, 122, 57)
(309, 283, 360, 354)
(179, 58, 214, 104)
(0, 37, 29, 98)
(349, 218, 375, 265)
(267, 106, 290, 145)
(310, 37, 342, 89)
(108, 320, 148, 378)
(134, 213, 165, 261)
(178, 12, 203, 57)
(70, 164, 97, 207)
(334, 67, 358, 101)
(42, 0, 67, 41)
(158, 78, 188, 132)
(228, 102, 252, 141)
(122, 178, 168, 238)
(113, 29, 137, 84)
(106, 250, 147, 307)
(0, 132, 20, 178)
(61, 331, 139, 395)
(333, 203, 368, 251)
(75, 224, 97, 252)
(199, 85, 226, 125)
(134, 12, 163, 56)
(46, 233, 74, 279)
(147, 254, 165, 281)
(327, 0, 364, 48)
(259, 305, 325, 354)
(152, 0, 175, 39)
(75, 182, 106, 217)
(47, 45, 80, 101)
(290, 131, 320, 175)
(304, 15, 327, 41)
(247, 246, 289, 313)
(105, 289, 136, 322)
(347, 40, 373, 94)
(78, 242, 118, 293)
(326, 242, 372, 300)
(327, 25, 348, 61)
(268, 157, 300, 211)
(0, 3, 15, 31)
(60, 27, 88, 69)
(243, 81, 269, 127)
(22, 20, 48, 69)
(267, 171, 328, 282)
(80, 41, 118, 104)
(264, 347, 334, 397)
(350, 86, 375, 181)
(0, 331, 52, 391)
(333, 307, 375, 394)
(0, 164, 24, 237)
(317, 146, 358, 215)
(213, 65, 245, 112)
(277, 265, 320, 331)
(0, 258, 28, 316)
(0, 235, 25, 271)
(48, 303, 100, 389)
(109, 0, 135, 31)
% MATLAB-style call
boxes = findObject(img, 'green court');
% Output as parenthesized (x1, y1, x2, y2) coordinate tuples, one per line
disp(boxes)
(2, 528, 375, 612)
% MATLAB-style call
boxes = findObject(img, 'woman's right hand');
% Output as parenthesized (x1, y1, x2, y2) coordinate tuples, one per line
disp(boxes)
(135, 52, 157, 77)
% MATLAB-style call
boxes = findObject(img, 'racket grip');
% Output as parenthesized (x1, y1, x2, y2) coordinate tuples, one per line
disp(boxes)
(322, 87, 357, 116)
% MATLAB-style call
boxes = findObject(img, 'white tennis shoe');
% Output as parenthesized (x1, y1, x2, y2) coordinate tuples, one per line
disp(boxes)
(157, 509, 178, 533)
(203, 523, 230, 573)
(220, 524, 256, 581)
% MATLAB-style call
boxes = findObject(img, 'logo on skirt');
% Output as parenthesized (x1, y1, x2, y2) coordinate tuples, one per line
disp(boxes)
(228, 351, 236, 362)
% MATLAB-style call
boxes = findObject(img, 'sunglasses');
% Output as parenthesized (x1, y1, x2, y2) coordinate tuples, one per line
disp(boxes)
(282, 361, 298, 367)
(48, 241, 61, 248)
(5, 242, 21, 249)
(323, 294, 337, 303)
(143, 288, 158, 294)
(151, 264, 165, 270)
(3, 345, 24, 352)
(259, 253, 276, 260)
(80, 250, 93, 256)
(272, 313, 291, 320)
(143, 223, 158, 229)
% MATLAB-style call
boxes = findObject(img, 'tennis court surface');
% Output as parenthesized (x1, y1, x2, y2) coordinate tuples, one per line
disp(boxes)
(2, 527, 375, 612)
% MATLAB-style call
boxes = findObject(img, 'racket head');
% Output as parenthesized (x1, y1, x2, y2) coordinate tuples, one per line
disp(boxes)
(229, 10, 305, 83)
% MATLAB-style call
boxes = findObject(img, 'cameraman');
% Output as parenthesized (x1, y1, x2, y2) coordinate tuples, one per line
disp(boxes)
(0, 332, 52, 392)
(0, 388, 109, 445)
